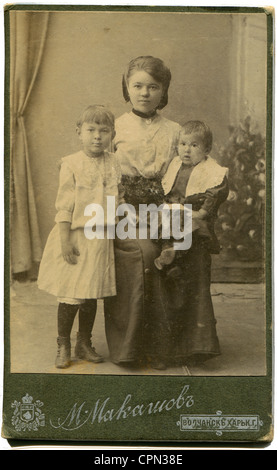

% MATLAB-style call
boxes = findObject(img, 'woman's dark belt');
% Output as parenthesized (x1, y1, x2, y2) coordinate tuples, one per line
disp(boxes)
(121, 175, 164, 207)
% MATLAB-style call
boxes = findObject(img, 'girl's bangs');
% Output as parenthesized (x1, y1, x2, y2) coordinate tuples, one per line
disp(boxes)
(77, 106, 115, 128)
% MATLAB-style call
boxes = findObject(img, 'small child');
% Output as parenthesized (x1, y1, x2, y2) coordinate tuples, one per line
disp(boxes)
(155, 120, 229, 271)
(154, 120, 229, 366)
(37, 105, 123, 369)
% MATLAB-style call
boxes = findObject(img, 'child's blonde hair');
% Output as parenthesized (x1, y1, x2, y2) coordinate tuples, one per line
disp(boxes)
(76, 105, 115, 130)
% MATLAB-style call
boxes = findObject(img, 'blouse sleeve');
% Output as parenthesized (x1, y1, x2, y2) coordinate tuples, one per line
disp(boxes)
(110, 153, 124, 204)
(54, 160, 75, 224)
(201, 176, 229, 215)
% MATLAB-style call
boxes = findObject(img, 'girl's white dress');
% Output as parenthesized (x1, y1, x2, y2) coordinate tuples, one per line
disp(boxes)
(37, 150, 121, 300)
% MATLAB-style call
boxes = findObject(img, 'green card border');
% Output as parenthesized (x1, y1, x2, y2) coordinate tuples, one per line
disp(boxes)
(1, 4, 274, 448)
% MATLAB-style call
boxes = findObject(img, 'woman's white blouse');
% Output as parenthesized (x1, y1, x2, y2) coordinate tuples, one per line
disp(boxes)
(114, 112, 181, 178)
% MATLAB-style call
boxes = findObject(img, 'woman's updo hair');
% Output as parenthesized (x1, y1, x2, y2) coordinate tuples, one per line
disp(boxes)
(122, 56, 172, 110)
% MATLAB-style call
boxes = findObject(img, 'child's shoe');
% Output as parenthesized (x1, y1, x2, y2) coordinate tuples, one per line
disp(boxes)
(55, 336, 71, 369)
(75, 332, 104, 363)
(154, 247, 176, 270)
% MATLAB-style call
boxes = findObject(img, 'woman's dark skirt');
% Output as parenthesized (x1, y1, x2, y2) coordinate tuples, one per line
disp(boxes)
(104, 237, 171, 364)
(104, 235, 220, 366)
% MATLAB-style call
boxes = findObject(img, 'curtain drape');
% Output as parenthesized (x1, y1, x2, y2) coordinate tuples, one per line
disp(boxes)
(229, 14, 267, 129)
(10, 11, 50, 274)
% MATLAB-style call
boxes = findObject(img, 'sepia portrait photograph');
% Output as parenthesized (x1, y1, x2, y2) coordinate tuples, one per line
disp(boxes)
(1, 3, 273, 445)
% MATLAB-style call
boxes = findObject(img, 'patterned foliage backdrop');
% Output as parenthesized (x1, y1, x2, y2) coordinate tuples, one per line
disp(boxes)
(215, 117, 266, 263)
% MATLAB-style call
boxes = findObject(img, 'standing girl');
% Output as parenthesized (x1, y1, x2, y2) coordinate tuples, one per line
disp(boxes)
(104, 56, 181, 370)
(38, 105, 122, 369)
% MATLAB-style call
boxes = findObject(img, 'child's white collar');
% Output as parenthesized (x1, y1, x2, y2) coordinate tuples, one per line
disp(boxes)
(162, 155, 229, 197)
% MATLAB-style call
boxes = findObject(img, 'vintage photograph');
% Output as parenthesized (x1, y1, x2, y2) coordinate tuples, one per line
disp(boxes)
(8, 7, 268, 382)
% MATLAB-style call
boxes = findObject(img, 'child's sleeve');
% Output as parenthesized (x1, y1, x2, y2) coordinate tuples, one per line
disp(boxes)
(201, 176, 229, 215)
(54, 160, 75, 224)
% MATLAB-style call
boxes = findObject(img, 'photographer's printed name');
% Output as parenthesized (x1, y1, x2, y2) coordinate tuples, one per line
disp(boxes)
(50, 385, 194, 431)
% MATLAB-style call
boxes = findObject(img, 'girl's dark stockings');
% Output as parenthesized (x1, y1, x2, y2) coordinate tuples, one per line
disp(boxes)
(57, 303, 79, 337)
(57, 299, 97, 338)
(78, 299, 97, 335)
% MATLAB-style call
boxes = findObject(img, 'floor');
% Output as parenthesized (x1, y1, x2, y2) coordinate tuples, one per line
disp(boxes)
(9, 281, 267, 376)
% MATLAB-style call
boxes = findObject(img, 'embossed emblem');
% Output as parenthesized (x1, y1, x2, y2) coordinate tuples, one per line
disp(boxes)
(11, 393, 45, 431)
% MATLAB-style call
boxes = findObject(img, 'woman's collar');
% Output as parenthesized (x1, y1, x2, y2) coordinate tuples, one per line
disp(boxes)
(131, 108, 157, 119)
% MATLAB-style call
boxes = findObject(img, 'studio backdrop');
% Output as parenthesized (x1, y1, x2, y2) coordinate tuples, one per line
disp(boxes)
(9, 10, 267, 280)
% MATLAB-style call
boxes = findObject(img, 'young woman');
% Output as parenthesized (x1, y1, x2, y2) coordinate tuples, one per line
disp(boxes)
(104, 56, 181, 370)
